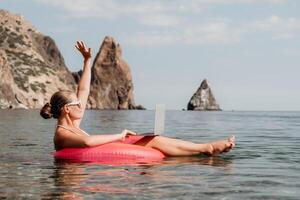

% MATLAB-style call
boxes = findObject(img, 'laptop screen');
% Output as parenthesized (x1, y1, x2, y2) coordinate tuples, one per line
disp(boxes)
(140, 104, 165, 136)
(154, 104, 165, 135)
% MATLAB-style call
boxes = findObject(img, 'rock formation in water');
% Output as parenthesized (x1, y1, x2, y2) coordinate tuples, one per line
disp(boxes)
(0, 9, 75, 109)
(73, 36, 145, 110)
(187, 79, 221, 111)
(0, 9, 144, 109)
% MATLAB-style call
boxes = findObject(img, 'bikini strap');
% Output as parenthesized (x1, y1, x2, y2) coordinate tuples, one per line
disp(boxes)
(57, 125, 90, 136)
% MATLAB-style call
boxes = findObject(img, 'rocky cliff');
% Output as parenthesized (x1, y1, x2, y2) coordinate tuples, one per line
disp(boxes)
(0, 10, 143, 109)
(73, 36, 144, 110)
(187, 79, 221, 111)
(0, 9, 75, 109)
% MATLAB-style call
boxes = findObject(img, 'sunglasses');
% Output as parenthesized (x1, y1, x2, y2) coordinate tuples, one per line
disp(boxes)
(66, 100, 82, 108)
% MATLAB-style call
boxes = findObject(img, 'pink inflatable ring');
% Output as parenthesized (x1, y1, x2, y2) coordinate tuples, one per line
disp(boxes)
(54, 136, 165, 165)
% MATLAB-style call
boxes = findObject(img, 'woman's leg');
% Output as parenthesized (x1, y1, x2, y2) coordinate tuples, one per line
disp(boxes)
(134, 136, 235, 156)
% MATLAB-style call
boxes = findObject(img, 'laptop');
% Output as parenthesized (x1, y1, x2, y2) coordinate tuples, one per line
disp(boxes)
(139, 104, 165, 136)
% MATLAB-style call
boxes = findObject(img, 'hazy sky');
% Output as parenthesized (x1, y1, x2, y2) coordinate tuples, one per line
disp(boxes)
(2, 0, 300, 110)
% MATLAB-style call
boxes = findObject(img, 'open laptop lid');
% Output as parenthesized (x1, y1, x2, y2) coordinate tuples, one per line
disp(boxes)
(139, 104, 165, 136)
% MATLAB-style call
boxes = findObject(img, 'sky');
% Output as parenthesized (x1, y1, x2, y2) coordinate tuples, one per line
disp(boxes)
(1, 0, 300, 110)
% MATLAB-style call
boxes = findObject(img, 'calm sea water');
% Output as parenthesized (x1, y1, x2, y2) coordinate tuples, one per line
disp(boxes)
(0, 110, 299, 199)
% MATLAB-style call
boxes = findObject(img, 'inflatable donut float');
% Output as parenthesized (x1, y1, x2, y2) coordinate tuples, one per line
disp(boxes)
(54, 136, 165, 165)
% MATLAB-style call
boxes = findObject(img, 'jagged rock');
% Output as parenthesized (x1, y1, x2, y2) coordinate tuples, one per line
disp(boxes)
(187, 79, 221, 111)
(0, 9, 75, 109)
(73, 36, 144, 109)
(0, 50, 17, 108)
(131, 104, 146, 110)
(72, 70, 82, 84)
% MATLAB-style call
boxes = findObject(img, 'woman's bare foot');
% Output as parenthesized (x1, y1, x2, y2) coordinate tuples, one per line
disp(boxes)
(206, 136, 235, 156)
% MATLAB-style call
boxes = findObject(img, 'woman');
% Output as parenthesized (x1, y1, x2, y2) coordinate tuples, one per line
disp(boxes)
(40, 41, 235, 156)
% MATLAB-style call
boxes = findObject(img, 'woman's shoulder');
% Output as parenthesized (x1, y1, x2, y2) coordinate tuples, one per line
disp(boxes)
(55, 127, 65, 136)
(54, 127, 72, 141)
(54, 129, 64, 151)
(54, 127, 80, 150)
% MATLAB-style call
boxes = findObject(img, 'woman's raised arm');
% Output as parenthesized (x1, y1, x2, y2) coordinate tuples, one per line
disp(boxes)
(74, 41, 92, 126)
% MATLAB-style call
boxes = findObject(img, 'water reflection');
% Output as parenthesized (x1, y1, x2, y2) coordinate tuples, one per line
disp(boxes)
(43, 156, 233, 198)
(163, 156, 233, 167)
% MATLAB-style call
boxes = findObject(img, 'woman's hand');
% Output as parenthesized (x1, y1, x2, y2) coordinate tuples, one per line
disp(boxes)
(75, 41, 91, 61)
(119, 129, 137, 141)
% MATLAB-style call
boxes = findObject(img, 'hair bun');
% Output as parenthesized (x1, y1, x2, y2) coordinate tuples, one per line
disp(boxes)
(40, 102, 53, 119)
